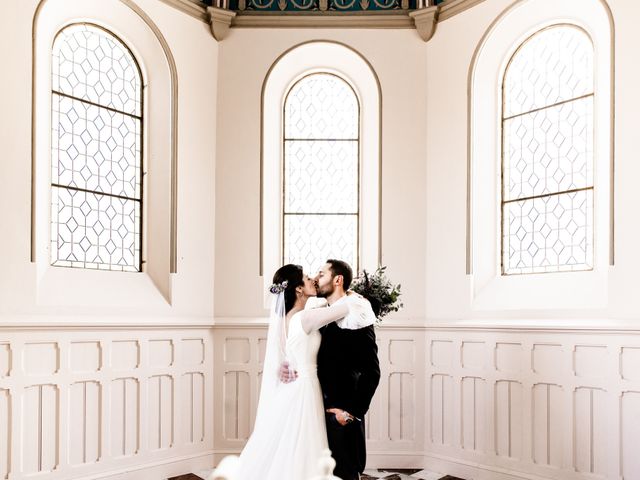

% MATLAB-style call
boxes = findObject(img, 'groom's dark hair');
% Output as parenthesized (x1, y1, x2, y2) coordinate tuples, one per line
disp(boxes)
(326, 259, 353, 290)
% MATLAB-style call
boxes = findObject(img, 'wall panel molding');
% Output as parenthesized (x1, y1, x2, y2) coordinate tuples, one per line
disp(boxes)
(461, 376, 485, 452)
(182, 372, 205, 444)
(212, 326, 426, 461)
(621, 391, 640, 479)
(148, 375, 174, 450)
(494, 380, 522, 460)
(0, 328, 213, 480)
(424, 327, 640, 480)
(0, 389, 10, 480)
(0, 320, 215, 330)
(69, 381, 102, 465)
(22, 384, 59, 474)
(0, 345, 11, 378)
(212, 323, 640, 478)
(214, 317, 640, 334)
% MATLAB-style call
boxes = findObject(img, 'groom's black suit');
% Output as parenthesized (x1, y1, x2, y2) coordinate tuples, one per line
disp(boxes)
(317, 321, 380, 480)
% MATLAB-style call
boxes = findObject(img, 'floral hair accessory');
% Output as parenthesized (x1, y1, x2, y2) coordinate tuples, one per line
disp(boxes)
(269, 280, 288, 295)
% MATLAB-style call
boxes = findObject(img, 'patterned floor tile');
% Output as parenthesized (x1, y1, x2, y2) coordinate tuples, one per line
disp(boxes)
(176, 468, 465, 480)
(412, 470, 447, 480)
(362, 469, 382, 477)
(359, 468, 460, 480)
(380, 470, 423, 475)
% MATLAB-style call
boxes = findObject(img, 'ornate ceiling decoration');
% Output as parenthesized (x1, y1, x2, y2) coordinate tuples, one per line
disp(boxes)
(160, 0, 485, 42)
(216, 0, 445, 12)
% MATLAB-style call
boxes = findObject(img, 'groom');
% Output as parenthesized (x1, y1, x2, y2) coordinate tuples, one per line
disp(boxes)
(284, 259, 380, 480)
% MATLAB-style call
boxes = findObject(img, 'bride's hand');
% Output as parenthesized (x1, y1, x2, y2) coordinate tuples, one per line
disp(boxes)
(279, 361, 298, 383)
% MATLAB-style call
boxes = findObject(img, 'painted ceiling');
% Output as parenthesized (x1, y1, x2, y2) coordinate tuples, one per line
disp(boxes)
(203, 0, 445, 13)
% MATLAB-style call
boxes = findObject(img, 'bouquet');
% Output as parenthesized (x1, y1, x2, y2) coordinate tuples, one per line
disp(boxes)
(350, 266, 403, 323)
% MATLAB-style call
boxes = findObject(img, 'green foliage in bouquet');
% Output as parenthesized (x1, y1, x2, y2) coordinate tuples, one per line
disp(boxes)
(350, 266, 403, 322)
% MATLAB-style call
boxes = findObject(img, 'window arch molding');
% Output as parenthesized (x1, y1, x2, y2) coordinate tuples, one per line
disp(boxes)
(261, 41, 381, 303)
(32, 0, 177, 305)
(467, 0, 613, 311)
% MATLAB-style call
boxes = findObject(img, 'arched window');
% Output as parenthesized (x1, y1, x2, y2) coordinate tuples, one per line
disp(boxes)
(261, 42, 380, 301)
(282, 73, 360, 273)
(51, 24, 143, 272)
(501, 25, 594, 275)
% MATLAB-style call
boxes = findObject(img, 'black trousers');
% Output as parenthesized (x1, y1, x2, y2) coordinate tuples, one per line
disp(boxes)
(325, 412, 366, 480)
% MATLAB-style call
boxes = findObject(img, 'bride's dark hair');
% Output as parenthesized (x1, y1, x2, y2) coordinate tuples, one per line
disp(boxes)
(272, 264, 304, 314)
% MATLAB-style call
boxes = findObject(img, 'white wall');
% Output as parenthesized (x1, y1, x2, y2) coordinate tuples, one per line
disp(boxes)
(426, 0, 640, 323)
(212, 1, 640, 479)
(1, 0, 218, 322)
(212, 26, 430, 470)
(419, 0, 640, 478)
(0, 0, 218, 478)
(214, 28, 428, 322)
(5, 0, 640, 478)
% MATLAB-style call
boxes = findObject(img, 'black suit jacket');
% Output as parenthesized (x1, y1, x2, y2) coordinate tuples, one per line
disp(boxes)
(317, 321, 380, 419)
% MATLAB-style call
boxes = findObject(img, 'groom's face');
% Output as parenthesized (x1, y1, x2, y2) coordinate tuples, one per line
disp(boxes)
(314, 263, 335, 298)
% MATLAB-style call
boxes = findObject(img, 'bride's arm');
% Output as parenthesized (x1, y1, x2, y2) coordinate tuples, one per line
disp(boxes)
(300, 301, 349, 334)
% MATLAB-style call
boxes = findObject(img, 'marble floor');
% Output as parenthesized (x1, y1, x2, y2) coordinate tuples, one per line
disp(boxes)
(361, 470, 464, 480)
(172, 469, 465, 480)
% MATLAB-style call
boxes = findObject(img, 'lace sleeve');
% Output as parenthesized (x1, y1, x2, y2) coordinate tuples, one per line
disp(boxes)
(300, 300, 349, 334)
(335, 295, 376, 330)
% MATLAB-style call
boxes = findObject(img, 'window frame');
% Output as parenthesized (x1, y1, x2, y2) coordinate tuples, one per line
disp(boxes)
(281, 71, 362, 273)
(50, 22, 145, 272)
(499, 24, 595, 276)
(468, 0, 613, 312)
(32, 0, 177, 308)
(260, 41, 381, 307)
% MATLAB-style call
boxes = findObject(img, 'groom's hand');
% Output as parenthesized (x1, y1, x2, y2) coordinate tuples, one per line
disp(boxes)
(326, 408, 356, 426)
(279, 361, 298, 383)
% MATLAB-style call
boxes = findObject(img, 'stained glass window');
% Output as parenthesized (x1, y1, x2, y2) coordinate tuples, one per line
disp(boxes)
(51, 24, 143, 271)
(501, 25, 594, 275)
(283, 73, 360, 274)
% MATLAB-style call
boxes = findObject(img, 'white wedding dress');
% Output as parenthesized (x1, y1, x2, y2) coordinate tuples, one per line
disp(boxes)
(228, 295, 376, 480)
(235, 310, 328, 480)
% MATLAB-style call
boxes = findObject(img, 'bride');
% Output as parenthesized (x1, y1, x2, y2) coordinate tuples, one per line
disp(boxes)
(232, 264, 369, 480)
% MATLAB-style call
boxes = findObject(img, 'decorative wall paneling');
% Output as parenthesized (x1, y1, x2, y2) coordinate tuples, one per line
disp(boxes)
(425, 327, 640, 480)
(367, 330, 425, 465)
(212, 325, 426, 466)
(213, 324, 640, 479)
(0, 328, 213, 480)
